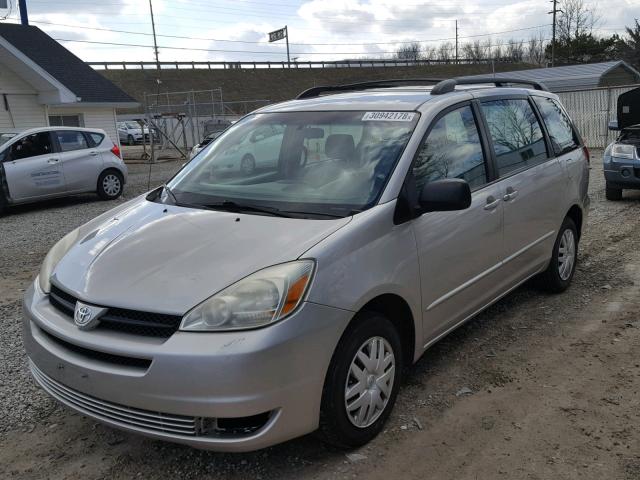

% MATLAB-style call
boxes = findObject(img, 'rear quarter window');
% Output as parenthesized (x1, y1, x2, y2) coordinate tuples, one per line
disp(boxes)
(532, 97, 579, 155)
(88, 132, 105, 147)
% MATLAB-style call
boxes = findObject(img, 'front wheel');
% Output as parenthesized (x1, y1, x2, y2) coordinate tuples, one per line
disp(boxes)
(97, 170, 124, 200)
(535, 217, 578, 293)
(318, 312, 403, 449)
(127, 134, 135, 146)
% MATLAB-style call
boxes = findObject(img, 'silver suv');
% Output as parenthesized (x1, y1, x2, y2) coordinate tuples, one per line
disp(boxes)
(23, 78, 589, 452)
(0, 127, 127, 213)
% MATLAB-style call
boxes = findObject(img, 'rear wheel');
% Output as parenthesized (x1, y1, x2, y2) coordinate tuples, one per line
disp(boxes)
(318, 312, 402, 449)
(127, 134, 135, 146)
(97, 170, 123, 200)
(536, 216, 578, 293)
(605, 183, 622, 201)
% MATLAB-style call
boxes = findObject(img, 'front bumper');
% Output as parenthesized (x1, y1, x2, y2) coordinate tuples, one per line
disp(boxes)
(604, 157, 640, 189)
(22, 282, 352, 451)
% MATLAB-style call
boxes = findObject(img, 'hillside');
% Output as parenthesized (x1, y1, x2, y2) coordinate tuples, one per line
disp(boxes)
(98, 62, 535, 111)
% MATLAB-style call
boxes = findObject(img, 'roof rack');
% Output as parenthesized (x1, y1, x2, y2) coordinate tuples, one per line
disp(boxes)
(431, 76, 548, 95)
(296, 78, 444, 99)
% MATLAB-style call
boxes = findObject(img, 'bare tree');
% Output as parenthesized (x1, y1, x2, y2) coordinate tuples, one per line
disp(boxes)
(526, 32, 547, 65)
(437, 42, 453, 62)
(557, 0, 600, 42)
(506, 38, 525, 62)
(395, 42, 423, 61)
(462, 39, 485, 62)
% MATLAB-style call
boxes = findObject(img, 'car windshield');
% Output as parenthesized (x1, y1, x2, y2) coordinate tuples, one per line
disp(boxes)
(163, 111, 419, 218)
(0, 133, 17, 146)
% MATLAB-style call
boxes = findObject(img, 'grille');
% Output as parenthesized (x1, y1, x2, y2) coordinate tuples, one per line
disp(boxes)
(40, 328, 151, 369)
(30, 361, 200, 437)
(49, 285, 182, 338)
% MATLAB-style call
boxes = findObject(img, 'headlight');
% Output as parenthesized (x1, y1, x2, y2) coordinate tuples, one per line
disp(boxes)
(180, 260, 315, 331)
(38, 228, 82, 293)
(611, 143, 636, 160)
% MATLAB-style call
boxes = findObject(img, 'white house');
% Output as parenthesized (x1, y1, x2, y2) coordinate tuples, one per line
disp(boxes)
(0, 23, 137, 144)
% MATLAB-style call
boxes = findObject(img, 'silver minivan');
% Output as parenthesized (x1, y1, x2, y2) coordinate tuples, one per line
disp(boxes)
(0, 127, 127, 213)
(23, 78, 589, 452)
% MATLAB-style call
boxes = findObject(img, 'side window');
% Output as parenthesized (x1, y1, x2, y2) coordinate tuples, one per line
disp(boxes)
(413, 105, 487, 190)
(9, 132, 53, 160)
(481, 99, 547, 176)
(88, 133, 105, 147)
(55, 131, 89, 152)
(532, 96, 579, 155)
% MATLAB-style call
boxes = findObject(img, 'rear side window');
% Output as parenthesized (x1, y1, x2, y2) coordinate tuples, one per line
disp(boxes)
(413, 105, 487, 190)
(481, 99, 547, 176)
(55, 131, 89, 152)
(532, 96, 579, 155)
(10, 132, 53, 160)
(88, 132, 105, 147)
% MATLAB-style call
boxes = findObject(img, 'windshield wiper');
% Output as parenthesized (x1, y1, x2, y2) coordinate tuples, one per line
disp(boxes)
(203, 200, 295, 218)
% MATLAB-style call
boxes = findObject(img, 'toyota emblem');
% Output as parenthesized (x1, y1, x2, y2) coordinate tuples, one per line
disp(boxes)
(73, 301, 107, 330)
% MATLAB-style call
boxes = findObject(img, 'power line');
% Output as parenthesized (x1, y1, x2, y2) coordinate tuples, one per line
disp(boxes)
(29, 19, 551, 46)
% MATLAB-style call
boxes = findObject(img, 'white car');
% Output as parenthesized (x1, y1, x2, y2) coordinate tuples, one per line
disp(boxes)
(117, 122, 150, 145)
(189, 131, 224, 160)
(0, 127, 127, 213)
(212, 124, 284, 175)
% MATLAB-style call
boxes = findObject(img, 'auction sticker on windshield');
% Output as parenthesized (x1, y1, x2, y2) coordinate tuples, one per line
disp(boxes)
(362, 112, 416, 122)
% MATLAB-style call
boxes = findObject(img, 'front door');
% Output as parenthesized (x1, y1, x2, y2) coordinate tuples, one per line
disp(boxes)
(3, 131, 65, 202)
(410, 103, 505, 344)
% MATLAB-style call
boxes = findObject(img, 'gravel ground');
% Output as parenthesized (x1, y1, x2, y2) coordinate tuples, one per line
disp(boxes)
(1, 152, 640, 479)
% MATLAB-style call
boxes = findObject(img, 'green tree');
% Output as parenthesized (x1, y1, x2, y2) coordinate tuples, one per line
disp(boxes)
(622, 19, 640, 68)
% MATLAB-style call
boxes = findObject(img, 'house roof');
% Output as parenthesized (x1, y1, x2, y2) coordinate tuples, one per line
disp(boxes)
(0, 23, 137, 105)
(460, 61, 640, 92)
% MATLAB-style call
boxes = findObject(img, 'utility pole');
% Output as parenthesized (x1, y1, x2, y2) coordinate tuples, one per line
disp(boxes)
(549, 0, 560, 67)
(285, 25, 290, 68)
(148, 0, 160, 69)
(18, 0, 28, 25)
(455, 20, 459, 64)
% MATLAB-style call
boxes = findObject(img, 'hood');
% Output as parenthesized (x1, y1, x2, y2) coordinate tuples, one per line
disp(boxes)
(617, 87, 640, 130)
(51, 198, 351, 314)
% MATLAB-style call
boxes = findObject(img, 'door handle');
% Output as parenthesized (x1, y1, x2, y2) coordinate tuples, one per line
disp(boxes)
(89, 151, 99, 156)
(47, 158, 59, 164)
(503, 187, 518, 202)
(484, 196, 500, 211)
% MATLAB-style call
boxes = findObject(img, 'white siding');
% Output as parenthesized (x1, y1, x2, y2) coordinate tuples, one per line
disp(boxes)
(48, 106, 119, 145)
(0, 64, 37, 94)
(0, 63, 47, 130)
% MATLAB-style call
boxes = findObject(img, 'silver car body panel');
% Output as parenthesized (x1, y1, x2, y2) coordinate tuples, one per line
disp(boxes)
(23, 86, 590, 451)
(1, 126, 127, 206)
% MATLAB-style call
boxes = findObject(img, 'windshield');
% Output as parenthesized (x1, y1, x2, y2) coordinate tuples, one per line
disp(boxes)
(164, 111, 419, 218)
(0, 133, 16, 146)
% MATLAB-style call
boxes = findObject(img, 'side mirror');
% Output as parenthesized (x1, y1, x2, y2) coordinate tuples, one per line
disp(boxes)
(608, 120, 620, 131)
(419, 178, 471, 213)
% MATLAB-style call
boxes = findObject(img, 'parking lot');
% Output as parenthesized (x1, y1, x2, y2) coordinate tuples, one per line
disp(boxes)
(1, 151, 640, 480)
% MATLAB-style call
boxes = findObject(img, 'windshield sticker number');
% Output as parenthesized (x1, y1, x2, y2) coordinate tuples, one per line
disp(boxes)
(362, 112, 415, 122)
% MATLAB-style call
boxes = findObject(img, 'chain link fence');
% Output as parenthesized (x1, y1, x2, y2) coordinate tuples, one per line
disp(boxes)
(557, 84, 640, 149)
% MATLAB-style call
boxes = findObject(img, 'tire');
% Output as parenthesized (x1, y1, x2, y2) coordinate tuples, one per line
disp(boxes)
(127, 135, 135, 146)
(605, 183, 622, 201)
(240, 154, 256, 175)
(535, 217, 578, 293)
(97, 170, 124, 200)
(318, 311, 403, 449)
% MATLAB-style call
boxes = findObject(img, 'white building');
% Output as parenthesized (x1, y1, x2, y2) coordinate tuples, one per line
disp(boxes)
(0, 23, 137, 143)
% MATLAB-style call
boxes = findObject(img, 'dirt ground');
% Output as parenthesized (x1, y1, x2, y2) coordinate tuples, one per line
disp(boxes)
(1, 151, 640, 480)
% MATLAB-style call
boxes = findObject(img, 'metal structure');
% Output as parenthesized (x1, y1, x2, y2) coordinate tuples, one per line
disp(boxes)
(141, 88, 270, 162)
(87, 57, 520, 71)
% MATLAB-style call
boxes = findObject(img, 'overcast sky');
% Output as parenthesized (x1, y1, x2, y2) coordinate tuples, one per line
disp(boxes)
(0, 0, 637, 63)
